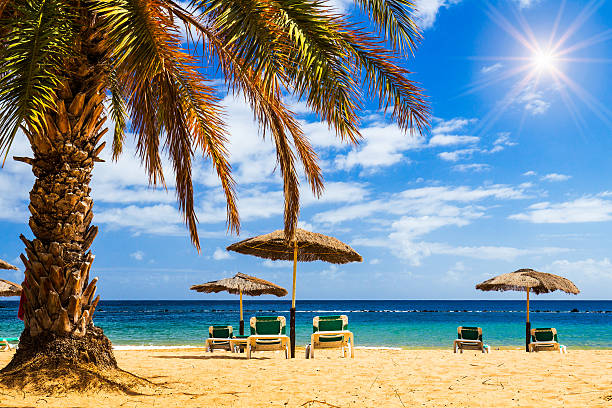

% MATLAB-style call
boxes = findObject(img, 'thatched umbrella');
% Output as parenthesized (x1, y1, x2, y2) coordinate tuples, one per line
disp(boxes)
(0, 279, 22, 297)
(190, 272, 288, 335)
(0, 259, 18, 270)
(476, 268, 579, 352)
(227, 228, 362, 358)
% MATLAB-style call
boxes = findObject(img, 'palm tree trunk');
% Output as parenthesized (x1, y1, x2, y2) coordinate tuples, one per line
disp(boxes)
(19, 79, 104, 340)
(0, 19, 123, 389)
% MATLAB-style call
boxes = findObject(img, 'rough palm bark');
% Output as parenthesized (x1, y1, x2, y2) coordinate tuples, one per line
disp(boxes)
(0, 14, 129, 390)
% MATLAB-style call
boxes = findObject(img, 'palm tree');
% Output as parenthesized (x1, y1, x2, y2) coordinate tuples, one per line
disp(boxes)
(0, 0, 428, 386)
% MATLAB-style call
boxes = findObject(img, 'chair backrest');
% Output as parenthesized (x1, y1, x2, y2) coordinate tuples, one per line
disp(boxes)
(457, 326, 482, 341)
(313, 315, 348, 333)
(531, 327, 558, 342)
(250, 316, 286, 335)
(209, 325, 233, 338)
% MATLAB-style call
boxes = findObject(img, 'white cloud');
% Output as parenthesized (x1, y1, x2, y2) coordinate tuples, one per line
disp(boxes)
(319, 264, 344, 280)
(324, 0, 352, 12)
(262, 259, 293, 268)
(315, 184, 527, 225)
(546, 258, 612, 280)
(541, 173, 571, 182)
(130, 251, 145, 261)
(0, 132, 35, 222)
(523, 171, 537, 176)
(453, 163, 490, 172)
(438, 148, 477, 162)
(334, 124, 424, 170)
(510, 196, 612, 223)
(488, 132, 516, 153)
(95, 204, 184, 235)
(370, 258, 381, 265)
(432, 118, 475, 134)
(213, 247, 232, 260)
(428, 134, 479, 146)
(516, 86, 550, 115)
(355, 238, 566, 266)
(437, 132, 514, 162)
(319, 183, 539, 265)
(414, 0, 462, 29)
(481, 63, 503, 74)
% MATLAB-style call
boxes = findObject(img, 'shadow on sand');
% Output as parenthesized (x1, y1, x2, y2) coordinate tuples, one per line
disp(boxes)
(152, 354, 271, 360)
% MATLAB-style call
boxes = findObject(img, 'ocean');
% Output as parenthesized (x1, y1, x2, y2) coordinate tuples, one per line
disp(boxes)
(0, 300, 610, 349)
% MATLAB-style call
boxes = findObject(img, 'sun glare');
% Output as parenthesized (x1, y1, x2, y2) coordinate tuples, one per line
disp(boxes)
(533, 50, 556, 72)
(461, 1, 612, 134)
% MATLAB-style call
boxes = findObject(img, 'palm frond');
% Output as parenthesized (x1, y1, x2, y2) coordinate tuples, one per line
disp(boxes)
(0, 0, 74, 161)
(169, 0, 325, 239)
(342, 25, 430, 133)
(351, 0, 421, 55)
(269, 0, 363, 144)
(108, 67, 127, 159)
(92, 0, 238, 249)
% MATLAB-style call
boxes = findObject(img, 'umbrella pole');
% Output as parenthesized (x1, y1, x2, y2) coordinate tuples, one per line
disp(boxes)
(290, 241, 297, 358)
(239, 288, 244, 336)
(526, 287, 531, 352)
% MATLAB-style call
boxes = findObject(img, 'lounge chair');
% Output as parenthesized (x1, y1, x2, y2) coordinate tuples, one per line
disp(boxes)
(0, 337, 19, 351)
(453, 326, 489, 353)
(246, 316, 290, 359)
(205, 325, 233, 352)
(529, 328, 566, 353)
(305, 315, 354, 359)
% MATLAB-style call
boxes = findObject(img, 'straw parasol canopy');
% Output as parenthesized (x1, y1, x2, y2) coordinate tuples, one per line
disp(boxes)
(0, 279, 22, 297)
(476, 268, 579, 352)
(227, 228, 362, 358)
(226, 228, 362, 264)
(190, 273, 287, 335)
(476, 268, 579, 295)
(190, 272, 288, 297)
(0, 259, 18, 271)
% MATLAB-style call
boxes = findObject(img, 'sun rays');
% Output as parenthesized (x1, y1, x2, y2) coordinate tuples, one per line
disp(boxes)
(463, 0, 612, 135)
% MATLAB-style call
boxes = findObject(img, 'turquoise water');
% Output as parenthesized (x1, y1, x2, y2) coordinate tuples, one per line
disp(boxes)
(0, 300, 610, 348)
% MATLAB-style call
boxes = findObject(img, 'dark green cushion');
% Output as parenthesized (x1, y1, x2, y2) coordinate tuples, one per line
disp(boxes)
(459, 327, 481, 341)
(532, 328, 557, 342)
(210, 325, 232, 338)
(314, 316, 347, 342)
(251, 317, 284, 335)
(314, 316, 347, 332)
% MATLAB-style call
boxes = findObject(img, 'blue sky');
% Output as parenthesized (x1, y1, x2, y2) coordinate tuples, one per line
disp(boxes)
(1, 0, 612, 300)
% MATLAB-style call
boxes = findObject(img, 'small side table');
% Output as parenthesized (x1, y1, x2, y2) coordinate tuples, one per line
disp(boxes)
(230, 336, 249, 353)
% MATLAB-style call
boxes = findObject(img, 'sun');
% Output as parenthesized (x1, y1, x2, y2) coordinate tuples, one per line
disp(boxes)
(533, 50, 556, 72)
(460, 1, 612, 134)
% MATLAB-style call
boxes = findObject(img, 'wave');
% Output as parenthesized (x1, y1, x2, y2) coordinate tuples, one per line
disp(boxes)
(98, 308, 612, 314)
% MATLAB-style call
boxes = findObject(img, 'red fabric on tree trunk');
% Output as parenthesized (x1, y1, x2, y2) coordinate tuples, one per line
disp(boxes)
(18, 278, 27, 321)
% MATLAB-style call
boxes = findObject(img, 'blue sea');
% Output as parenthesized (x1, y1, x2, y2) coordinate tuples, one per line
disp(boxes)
(0, 300, 610, 349)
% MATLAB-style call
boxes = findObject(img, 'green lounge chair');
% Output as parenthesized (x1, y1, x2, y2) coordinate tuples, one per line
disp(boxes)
(305, 315, 354, 359)
(0, 337, 19, 351)
(453, 326, 489, 353)
(529, 328, 566, 353)
(205, 325, 233, 352)
(246, 316, 290, 359)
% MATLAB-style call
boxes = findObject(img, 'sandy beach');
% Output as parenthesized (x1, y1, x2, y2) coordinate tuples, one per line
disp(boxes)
(0, 347, 609, 407)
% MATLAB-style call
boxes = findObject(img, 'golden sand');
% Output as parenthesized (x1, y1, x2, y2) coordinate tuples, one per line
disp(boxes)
(0, 348, 610, 407)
